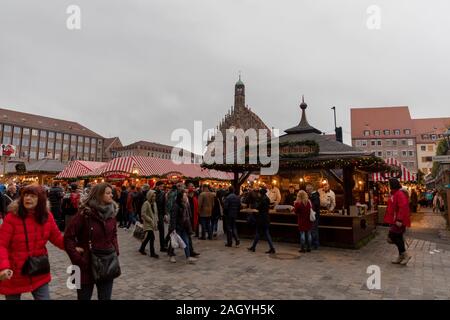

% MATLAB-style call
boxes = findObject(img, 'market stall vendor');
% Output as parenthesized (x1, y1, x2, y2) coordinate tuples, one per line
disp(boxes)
(283, 185, 297, 206)
(268, 184, 281, 206)
(318, 182, 336, 211)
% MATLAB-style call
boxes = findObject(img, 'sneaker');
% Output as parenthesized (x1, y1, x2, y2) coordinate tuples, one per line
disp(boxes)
(400, 252, 411, 266)
(169, 256, 176, 263)
(391, 255, 403, 264)
(187, 257, 197, 264)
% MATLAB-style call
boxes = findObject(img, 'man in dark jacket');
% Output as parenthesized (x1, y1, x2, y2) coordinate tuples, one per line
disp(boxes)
(154, 182, 168, 252)
(0, 184, 19, 220)
(284, 185, 297, 206)
(223, 186, 241, 247)
(48, 182, 64, 231)
(248, 188, 275, 254)
(306, 184, 321, 250)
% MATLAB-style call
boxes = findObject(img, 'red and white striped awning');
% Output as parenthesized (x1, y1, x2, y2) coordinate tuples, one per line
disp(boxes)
(98, 156, 233, 180)
(56, 161, 107, 179)
(372, 158, 417, 182)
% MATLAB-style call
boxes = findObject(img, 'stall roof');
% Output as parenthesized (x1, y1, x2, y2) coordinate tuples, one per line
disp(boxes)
(5, 158, 66, 175)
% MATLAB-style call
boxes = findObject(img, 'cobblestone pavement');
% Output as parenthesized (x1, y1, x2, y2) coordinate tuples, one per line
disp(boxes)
(3, 209, 450, 300)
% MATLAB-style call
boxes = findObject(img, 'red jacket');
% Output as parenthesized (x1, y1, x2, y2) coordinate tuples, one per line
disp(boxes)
(64, 205, 119, 285)
(0, 204, 64, 296)
(294, 201, 313, 232)
(384, 189, 411, 228)
(191, 195, 199, 230)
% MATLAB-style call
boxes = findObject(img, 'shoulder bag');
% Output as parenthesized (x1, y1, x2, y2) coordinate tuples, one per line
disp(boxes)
(21, 218, 50, 276)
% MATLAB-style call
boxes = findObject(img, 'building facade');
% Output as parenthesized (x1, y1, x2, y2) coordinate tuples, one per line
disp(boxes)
(206, 77, 271, 160)
(102, 137, 123, 162)
(111, 140, 203, 163)
(414, 118, 450, 175)
(351, 106, 450, 175)
(0, 108, 105, 162)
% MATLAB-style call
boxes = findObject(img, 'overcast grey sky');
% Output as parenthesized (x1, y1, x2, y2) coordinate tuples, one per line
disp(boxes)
(1, 0, 449, 151)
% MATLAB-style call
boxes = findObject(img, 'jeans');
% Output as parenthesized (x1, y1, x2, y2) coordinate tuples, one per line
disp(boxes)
(389, 232, 406, 254)
(126, 212, 137, 228)
(158, 220, 166, 250)
(251, 225, 274, 250)
(226, 216, 240, 246)
(5, 283, 50, 300)
(199, 217, 212, 239)
(211, 215, 220, 234)
(77, 280, 114, 300)
(311, 218, 320, 248)
(140, 230, 156, 255)
(300, 231, 312, 248)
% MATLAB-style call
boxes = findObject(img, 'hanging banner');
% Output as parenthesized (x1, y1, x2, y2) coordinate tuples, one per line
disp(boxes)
(0, 144, 17, 157)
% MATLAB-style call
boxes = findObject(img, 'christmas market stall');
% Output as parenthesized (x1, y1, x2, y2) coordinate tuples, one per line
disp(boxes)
(203, 98, 391, 248)
(5, 158, 66, 185)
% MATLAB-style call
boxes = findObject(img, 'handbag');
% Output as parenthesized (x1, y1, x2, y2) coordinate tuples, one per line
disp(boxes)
(21, 219, 50, 276)
(170, 231, 180, 249)
(88, 217, 121, 283)
(309, 201, 316, 222)
(133, 222, 146, 240)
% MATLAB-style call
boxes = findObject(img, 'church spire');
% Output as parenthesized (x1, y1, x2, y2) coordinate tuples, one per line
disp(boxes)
(234, 74, 245, 110)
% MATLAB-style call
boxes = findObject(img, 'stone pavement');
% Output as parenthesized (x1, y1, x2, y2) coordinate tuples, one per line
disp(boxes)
(3, 211, 450, 300)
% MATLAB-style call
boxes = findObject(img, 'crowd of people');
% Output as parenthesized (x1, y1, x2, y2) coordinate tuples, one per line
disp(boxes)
(0, 175, 421, 300)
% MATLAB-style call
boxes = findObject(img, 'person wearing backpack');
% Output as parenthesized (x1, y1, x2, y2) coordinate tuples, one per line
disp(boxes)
(48, 182, 64, 231)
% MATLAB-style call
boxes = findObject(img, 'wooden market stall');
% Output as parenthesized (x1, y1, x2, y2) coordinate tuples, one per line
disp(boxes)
(5, 158, 66, 185)
(203, 98, 391, 248)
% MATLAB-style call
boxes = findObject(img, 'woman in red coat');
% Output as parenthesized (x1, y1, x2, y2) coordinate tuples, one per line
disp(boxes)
(294, 190, 313, 253)
(64, 183, 120, 300)
(384, 178, 412, 265)
(0, 185, 65, 300)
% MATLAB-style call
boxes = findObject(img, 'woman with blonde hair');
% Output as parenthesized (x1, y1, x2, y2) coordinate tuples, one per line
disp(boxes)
(139, 190, 159, 258)
(294, 190, 313, 253)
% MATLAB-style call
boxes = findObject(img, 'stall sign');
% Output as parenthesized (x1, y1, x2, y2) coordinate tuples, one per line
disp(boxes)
(104, 172, 130, 179)
(0, 144, 16, 157)
(279, 141, 319, 157)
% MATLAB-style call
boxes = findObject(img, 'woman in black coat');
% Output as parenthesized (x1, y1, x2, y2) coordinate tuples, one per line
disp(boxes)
(247, 188, 276, 254)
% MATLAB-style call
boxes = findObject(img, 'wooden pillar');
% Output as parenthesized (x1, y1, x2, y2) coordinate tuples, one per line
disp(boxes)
(343, 166, 355, 212)
(233, 170, 239, 195)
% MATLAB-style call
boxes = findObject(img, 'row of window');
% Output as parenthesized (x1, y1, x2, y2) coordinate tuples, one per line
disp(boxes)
(363, 129, 411, 136)
(372, 150, 415, 158)
(355, 139, 414, 147)
(0, 124, 102, 146)
(19, 150, 99, 161)
(2, 135, 98, 154)
(421, 134, 444, 141)
(420, 145, 434, 152)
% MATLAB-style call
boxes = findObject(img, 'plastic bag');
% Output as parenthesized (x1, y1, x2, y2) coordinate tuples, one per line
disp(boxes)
(170, 231, 180, 249)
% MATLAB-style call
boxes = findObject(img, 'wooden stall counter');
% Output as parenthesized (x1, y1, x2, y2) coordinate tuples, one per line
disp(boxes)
(236, 209, 377, 249)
